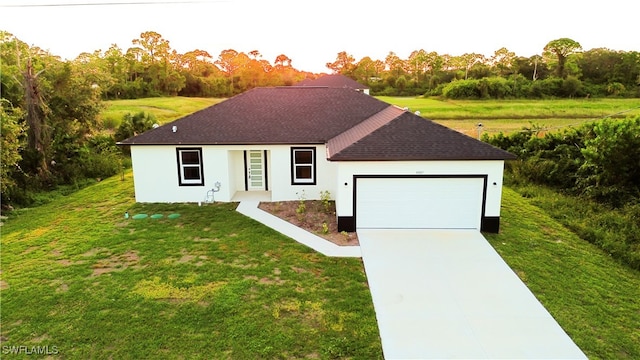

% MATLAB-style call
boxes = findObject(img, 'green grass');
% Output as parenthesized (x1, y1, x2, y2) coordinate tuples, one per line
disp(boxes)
(101, 97, 224, 128)
(0, 172, 382, 359)
(2, 173, 639, 359)
(377, 97, 640, 119)
(377, 97, 640, 136)
(485, 188, 640, 359)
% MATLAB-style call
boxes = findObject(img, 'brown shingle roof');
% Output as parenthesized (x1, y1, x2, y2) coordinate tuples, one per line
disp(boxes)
(118, 87, 516, 161)
(295, 74, 369, 90)
(326, 106, 405, 158)
(118, 87, 388, 145)
(327, 112, 518, 161)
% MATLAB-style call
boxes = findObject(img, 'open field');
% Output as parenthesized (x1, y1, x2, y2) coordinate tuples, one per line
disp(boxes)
(101, 96, 640, 137)
(1, 172, 639, 359)
(101, 97, 223, 128)
(377, 97, 640, 119)
(378, 97, 640, 137)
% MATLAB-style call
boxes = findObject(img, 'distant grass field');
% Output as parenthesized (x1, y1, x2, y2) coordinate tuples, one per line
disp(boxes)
(101, 97, 223, 129)
(100, 96, 640, 137)
(378, 97, 640, 137)
(2, 173, 638, 358)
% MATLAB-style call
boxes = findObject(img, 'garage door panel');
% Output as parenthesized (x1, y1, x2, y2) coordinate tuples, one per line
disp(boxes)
(356, 177, 484, 229)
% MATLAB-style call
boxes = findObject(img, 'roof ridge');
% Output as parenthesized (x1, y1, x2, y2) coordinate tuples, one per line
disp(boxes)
(327, 105, 405, 158)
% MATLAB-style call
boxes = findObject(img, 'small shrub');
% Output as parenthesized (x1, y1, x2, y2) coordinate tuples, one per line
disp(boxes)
(102, 116, 120, 130)
(114, 111, 156, 142)
(320, 190, 331, 213)
(322, 222, 329, 234)
(295, 190, 306, 221)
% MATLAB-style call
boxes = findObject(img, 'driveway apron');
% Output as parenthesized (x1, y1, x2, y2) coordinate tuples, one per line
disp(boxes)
(358, 229, 587, 360)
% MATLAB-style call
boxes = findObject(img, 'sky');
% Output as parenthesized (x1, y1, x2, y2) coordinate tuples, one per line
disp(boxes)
(1, 0, 638, 74)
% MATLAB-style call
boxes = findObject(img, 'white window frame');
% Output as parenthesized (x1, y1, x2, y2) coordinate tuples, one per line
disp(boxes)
(291, 147, 316, 185)
(177, 148, 204, 186)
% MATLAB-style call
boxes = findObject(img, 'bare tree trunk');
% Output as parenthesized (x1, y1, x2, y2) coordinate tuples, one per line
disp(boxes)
(22, 57, 49, 177)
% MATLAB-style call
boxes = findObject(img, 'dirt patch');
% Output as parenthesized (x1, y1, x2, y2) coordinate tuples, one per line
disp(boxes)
(258, 200, 358, 246)
(83, 247, 111, 257)
(91, 250, 141, 276)
(193, 237, 219, 242)
(259, 276, 286, 285)
(21, 246, 39, 256)
(177, 254, 196, 263)
(31, 334, 51, 343)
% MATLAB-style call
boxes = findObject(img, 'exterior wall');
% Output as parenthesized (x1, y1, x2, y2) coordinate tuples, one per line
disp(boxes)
(267, 144, 337, 201)
(129, 144, 338, 203)
(130, 145, 232, 203)
(333, 160, 506, 232)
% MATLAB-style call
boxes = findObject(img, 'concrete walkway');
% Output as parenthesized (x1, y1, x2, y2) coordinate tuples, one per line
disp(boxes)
(358, 229, 587, 360)
(235, 200, 361, 258)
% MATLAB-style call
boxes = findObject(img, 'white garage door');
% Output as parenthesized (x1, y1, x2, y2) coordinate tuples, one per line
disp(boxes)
(356, 177, 485, 229)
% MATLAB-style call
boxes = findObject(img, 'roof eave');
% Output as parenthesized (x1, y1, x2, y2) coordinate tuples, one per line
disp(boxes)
(117, 141, 327, 146)
(328, 156, 516, 161)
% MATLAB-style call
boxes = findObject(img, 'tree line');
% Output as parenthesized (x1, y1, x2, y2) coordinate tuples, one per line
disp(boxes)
(3, 31, 640, 100)
(6, 30, 311, 100)
(332, 38, 639, 98)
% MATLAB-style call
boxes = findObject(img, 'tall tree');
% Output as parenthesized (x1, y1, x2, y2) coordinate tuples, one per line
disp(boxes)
(455, 53, 486, 80)
(273, 54, 299, 86)
(131, 31, 171, 64)
(102, 44, 129, 98)
(274, 54, 292, 68)
(326, 51, 356, 75)
(243, 52, 267, 88)
(408, 49, 428, 83)
(543, 38, 582, 79)
(131, 31, 184, 95)
(491, 47, 516, 76)
(384, 51, 406, 77)
(21, 56, 49, 177)
(352, 56, 380, 84)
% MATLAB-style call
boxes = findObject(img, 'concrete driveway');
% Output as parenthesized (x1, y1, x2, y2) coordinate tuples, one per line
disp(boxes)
(358, 229, 587, 360)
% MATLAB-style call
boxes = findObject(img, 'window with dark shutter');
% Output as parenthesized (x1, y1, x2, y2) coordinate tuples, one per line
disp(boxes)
(291, 147, 316, 185)
(177, 148, 204, 186)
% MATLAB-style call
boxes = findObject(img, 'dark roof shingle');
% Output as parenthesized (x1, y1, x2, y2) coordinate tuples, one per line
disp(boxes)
(118, 87, 388, 145)
(327, 112, 517, 161)
(118, 86, 516, 161)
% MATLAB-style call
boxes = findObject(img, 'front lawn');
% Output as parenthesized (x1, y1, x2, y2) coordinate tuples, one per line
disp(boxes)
(2, 173, 639, 359)
(0, 172, 382, 359)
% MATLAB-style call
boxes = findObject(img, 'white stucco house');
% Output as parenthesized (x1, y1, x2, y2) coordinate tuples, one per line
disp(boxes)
(118, 86, 516, 233)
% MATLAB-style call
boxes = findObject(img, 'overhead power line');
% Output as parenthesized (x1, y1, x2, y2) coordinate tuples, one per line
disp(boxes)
(0, 1, 226, 8)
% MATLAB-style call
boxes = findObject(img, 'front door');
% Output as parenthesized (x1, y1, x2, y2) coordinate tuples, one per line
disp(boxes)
(246, 150, 265, 191)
